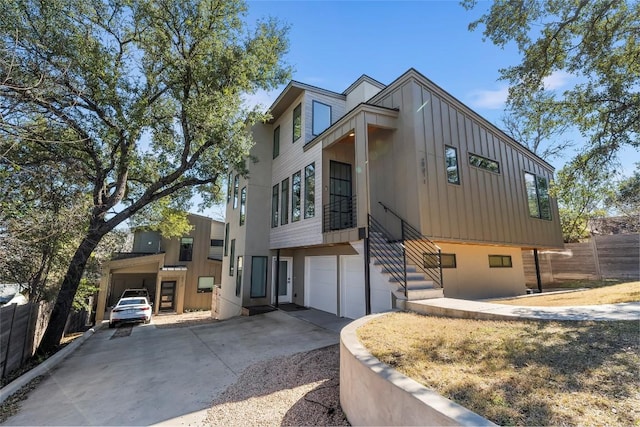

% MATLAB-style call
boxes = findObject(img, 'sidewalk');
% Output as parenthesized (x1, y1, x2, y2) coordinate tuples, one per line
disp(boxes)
(406, 298, 640, 321)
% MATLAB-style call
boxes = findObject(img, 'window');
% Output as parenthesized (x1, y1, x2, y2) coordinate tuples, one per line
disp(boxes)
(211, 239, 223, 247)
(292, 171, 301, 222)
(312, 101, 331, 136)
(281, 178, 289, 225)
(239, 186, 247, 225)
(304, 162, 315, 218)
(423, 253, 457, 269)
(489, 255, 512, 268)
(273, 126, 280, 159)
(227, 172, 232, 204)
(525, 172, 552, 220)
(223, 223, 229, 256)
(250, 256, 268, 298)
(445, 146, 460, 184)
(271, 184, 279, 228)
(179, 237, 193, 262)
(233, 174, 239, 208)
(229, 239, 235, 275)
(198, 277, 214, 293)
(292, 103, 302, 142)
(469, 153, 500, 173)
(235, 256, 243, 297)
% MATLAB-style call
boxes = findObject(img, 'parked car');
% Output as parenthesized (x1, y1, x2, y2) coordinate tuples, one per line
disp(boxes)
(109, 297, 152, 328)
(120, 288, 150, 300)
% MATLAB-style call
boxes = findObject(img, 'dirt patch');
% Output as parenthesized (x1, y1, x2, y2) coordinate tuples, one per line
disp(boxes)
(152, 310, 218, 328)
(206, 344, 349, 426)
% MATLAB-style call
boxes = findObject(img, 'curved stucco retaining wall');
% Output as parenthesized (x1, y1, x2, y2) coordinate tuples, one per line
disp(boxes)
(340, 314, 496, 426)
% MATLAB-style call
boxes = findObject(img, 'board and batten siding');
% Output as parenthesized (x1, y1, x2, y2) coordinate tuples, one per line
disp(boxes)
(270, 90, 346, 249)
(370, 73, 562, 249)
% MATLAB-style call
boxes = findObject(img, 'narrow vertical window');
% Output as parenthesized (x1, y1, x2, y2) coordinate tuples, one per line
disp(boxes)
(525, 172, 552, 220)
(281, 178, 289, 225)
(235, 256, 243, 297)
(223, 223, 229, 256)
(250, 256, 268, 298)
(304, 162, 315, 218)
(292, 171, 301, 222)
(293, 103, 302, 142)
(229, 239, 235, 276)
(537, 175, 551, 220)
(273, 126, 280, 159)
(227, 172, 232, 204)
(233, 175, 239, 209)
(239, 186, 247, 226)
(179, 237, 194, 262)
(445, 145, 460, 184)
(312, 101, 331, 136)
(271, 184, 279, 228)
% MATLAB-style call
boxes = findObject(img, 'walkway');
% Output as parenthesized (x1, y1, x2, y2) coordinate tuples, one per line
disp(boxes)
(407, 298, 640, 321)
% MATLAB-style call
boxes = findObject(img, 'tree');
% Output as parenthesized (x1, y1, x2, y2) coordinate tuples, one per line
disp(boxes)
(463, 0, 640, 167)
(606, 164, 640, 230)
(0, 0, 290, 353)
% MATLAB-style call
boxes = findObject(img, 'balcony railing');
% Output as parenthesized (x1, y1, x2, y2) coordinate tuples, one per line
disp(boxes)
(323, 196, 357, 232)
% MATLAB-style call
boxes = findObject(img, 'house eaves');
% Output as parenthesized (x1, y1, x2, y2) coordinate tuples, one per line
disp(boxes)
(367, 68, 557, 172)
(303, 103, 400, 152)
(267, 80, 346, 124)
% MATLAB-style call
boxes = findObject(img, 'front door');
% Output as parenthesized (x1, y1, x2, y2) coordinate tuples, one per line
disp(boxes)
(272, 257, 293, 304)
(329, 160, 353, 230)
(159, 281, 176, 311)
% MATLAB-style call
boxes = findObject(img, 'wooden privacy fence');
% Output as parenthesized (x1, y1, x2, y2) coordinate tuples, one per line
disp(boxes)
(523, 233, 640, 286)
(0, 301, 52, 379)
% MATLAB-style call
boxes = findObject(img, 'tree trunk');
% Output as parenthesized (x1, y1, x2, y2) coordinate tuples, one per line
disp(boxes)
(37, 230, 105, 354)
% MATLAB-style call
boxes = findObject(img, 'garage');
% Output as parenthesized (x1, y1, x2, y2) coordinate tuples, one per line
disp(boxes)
(304, 256, 338, 315)
(340, 255, 365, 319)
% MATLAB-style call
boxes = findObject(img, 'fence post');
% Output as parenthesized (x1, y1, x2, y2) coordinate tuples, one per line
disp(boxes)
(2, 303, 18, 379)
(591, 237, 602, 280)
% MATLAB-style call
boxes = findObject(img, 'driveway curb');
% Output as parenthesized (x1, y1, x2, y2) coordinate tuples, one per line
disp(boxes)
(0, 323, 103, 404)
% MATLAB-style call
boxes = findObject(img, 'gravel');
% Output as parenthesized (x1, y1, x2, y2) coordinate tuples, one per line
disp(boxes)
(205, 344, 350, 426)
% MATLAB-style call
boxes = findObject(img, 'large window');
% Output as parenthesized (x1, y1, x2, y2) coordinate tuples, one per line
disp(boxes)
(525, 172, 552, 220)
(198, 277, 214, 293)
(229, 239, 235, 276)
(250, 256, 268, 298)
(469, 153, 500, 173)
(179, 237, 193, 262)
(281, 178, 289, 225)
(312, 101, 331, 136)
(489, 255, 512, 268)
(233, 174, 239, 208)
(293, 103, 302, 142)
(304, 162, 315, 218)
(239, 186, 247, 226)
(292, 171, 301, 222)
(223, 223, 229, 256)
(235, 256, 243, 297)
(273, 126, 280, 159)
(271, 184, 279, 228)
(227, 172, 232, 204)
(445, 146, 460, 184)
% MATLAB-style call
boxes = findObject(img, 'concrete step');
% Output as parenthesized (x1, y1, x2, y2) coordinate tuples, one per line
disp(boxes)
(392, 287, 443, 301)
(388, 272, 427, 282)
(377, 264, 418, 274)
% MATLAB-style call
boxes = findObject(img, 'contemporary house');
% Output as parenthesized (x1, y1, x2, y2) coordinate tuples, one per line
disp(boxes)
(96, 214, 224, 321)
(217, 68, 563, 320)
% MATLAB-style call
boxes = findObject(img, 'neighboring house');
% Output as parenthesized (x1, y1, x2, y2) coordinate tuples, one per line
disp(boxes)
(96, 214, 224, 321)
(217, 68, 564, 320)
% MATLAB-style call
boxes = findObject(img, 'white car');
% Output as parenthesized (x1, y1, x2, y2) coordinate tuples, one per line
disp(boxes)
(109, 297, 152, 328)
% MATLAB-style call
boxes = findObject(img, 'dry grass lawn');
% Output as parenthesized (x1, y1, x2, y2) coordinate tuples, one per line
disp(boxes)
(495, 281, 640, 306)
(357, 312, 639, 426)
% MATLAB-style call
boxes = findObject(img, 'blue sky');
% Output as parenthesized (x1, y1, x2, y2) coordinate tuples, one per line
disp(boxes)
(200, 0, 639, 219)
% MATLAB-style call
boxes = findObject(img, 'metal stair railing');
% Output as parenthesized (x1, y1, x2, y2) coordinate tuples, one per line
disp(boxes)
(378, 202, 443, 289)
(368, 214, 407, 296)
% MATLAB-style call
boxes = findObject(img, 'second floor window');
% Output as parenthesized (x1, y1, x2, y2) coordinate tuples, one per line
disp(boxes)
(445, 145, 460, 184)
(312, 101, 331, 136)
(226, 172, 232, 204)
(293, 103, 302, 142)
(240, 186, 247, 225)
(525, 172, 552, 220)
(271, 184, 279, 228)
(223, 223, 229, 256)
(273, 126, 280, 159)
(292, 171, 301, 222)
(281, 178, 289, 225)
(179, 237, 193, 262)
(233, 174, 239, 208)
(304, 162, 315, 218)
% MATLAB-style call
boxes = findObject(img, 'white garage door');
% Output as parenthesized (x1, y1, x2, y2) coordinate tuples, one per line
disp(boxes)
(340, 255, 365, 319)
(304, 256, 338, 315)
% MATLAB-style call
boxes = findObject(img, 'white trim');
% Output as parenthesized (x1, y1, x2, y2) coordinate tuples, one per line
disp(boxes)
(272, 256, 293, 304)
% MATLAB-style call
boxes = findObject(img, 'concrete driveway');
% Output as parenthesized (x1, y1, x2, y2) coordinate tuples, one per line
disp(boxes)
(2, 310, 342, 426)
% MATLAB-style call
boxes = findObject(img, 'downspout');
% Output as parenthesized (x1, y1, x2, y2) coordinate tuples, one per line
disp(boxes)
(533, 248, 543, 293)
(275, 249, 280, 308)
